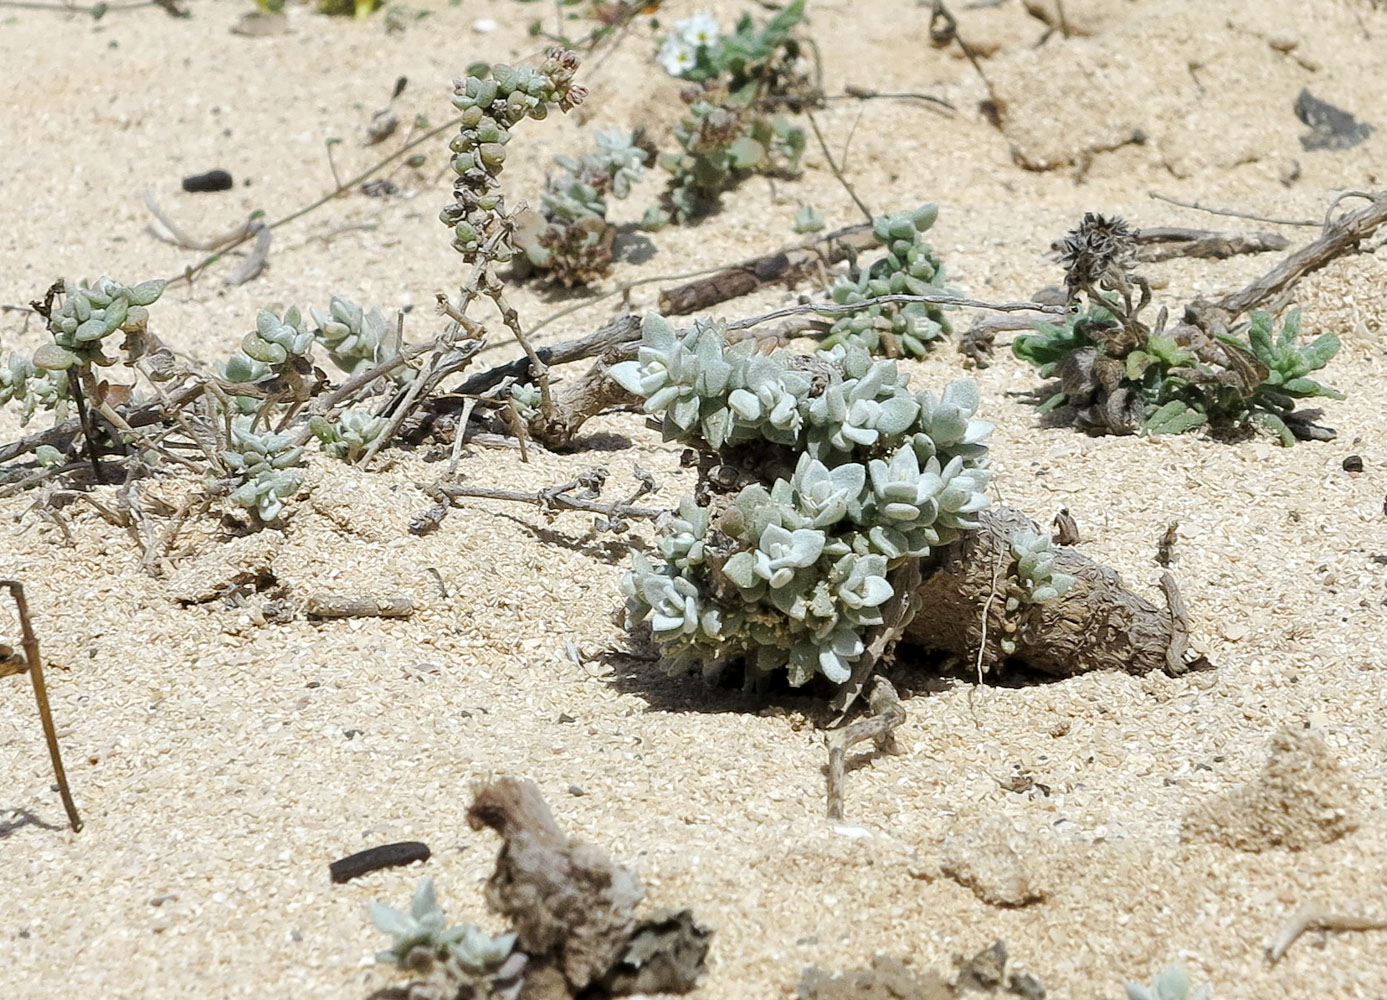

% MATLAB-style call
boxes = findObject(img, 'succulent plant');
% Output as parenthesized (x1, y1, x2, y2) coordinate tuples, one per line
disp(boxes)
(1006, 528, 1076, 609)
(793, 204, 825, 233)
(34, 277, 165, 372)
(0, 352, 71, 426)
(616, 313, 994, 689)
(1125, 963, 1212, 1000)
(370, 877, 517, 974)
(309, 408, 387, 463)
(439, 49, 587, 263)
(653, 82, 805, 226)
(514, 128, 649, 286)
(223, 418, 306, 522)
(242, 306, 313, 366)
(820, 205, 953, 359)
(215, 306, 316, 415)
(310, 296, 409, 381)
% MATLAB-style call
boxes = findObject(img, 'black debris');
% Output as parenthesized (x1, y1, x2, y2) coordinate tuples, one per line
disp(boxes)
(329, 841, 431, 883)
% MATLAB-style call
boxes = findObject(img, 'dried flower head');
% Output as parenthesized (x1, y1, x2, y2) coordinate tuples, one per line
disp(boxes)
(1058, 212, 1135, 301)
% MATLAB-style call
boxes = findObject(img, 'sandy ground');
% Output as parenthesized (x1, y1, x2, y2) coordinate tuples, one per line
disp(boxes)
(2, 0, 1387, 997)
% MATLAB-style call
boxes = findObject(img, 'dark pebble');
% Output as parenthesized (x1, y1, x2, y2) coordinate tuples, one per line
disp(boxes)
(182, 169, 234, 193)
(1342, 454, 1364, 473)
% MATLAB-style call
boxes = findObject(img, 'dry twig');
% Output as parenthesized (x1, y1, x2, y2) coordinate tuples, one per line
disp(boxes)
(826, 676, 906, 820)
(659, 224, 878, 316)
(1, 580, 82, 832)
(1266, 901, 1387, 964)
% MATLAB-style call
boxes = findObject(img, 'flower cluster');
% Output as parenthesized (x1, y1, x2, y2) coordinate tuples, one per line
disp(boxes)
(655, 1, 806, 91)
(658, 11, 721, 77)
(615, 314, 994, 687)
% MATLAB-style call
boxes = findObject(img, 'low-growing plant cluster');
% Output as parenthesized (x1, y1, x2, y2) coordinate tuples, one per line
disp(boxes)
(371, 876, 519, 984)
(1013, 214, 1343, 445)
(819, 204, 955, 358)
(614, 313, 1073, 689)
(647, 1, 814, 227)
(513, 127, 649, 285)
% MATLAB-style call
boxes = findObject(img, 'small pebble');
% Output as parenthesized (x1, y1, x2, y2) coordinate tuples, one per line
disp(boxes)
(181, 169, 233, 193)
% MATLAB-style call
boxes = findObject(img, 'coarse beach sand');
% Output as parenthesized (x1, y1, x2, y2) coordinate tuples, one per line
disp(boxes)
(2, 0, 1386, 997)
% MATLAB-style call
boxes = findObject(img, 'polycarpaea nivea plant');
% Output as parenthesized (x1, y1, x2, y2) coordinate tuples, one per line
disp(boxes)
(1125, 963, 1212, 1000)
(2, 277, 164, 426)
(820, 204, 954, 359)
(371, 877, 517, 975)
(613, 313, 993, 688)
(513, 128, 649, 286)
(309, 296, 410, 382)
(223, 417, 306, 523)
(219, 307, 315, 414)
(309, 408, 387, 464)
(34, 277, 165, 372)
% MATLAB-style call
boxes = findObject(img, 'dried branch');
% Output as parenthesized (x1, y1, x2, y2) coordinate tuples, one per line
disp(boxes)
(1188, 190, 1387, 331)
(528, 349, 641, 451)
(826, 676, 906, 820)
(728, 293, 1066, 331)
(443, 314, 642, 403)
(1147, 191, 1319, 228)
(1, 580, 82, 832)
(433, 477, 662, 522)
(1132, 227, 1290, 262)
(659, 224, 878, 316)
(1266, 901, 1387, 964)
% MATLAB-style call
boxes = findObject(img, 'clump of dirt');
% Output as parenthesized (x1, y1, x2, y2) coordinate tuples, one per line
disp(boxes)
(798, 954, 954, 1000)
(940, 817, 1050, 908)
(798, 942, 1046, 1000)
(466, 777, 710, 998)
(1182, 726, 1361, 851)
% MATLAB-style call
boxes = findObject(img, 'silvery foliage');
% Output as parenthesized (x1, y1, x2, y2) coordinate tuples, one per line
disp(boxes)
(36, 277, 165, 371)
(1006, 529, 1076, 610)
(309, 408, 386, 463)
(215, 306, 315, 415)
(2, 277, 164, 425)
(223, 417, 306, 523)
(1125, 964, 1212, 1000)
(541, 129, 647, 224)
(0, 352, 70, 426)
(821, 204, 953, 359)
(614, 313, 993, 687)
(793, 203, 825, 233)
(371, 876, 517, 974)
(309, 296, 410, 382)
(514, 129, 649, 284)
(439, 49, 586, 262)
(1000, 528, 1077, 655)
(509, 381, 543, 423)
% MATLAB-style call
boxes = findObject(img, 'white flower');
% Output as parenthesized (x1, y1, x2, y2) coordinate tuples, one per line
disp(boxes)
(658, 35, 697, 76)
(677, 10, 720, 48)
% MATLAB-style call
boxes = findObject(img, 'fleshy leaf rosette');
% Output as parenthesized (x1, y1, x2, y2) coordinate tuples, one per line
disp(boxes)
(614, 313, 994, 688)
